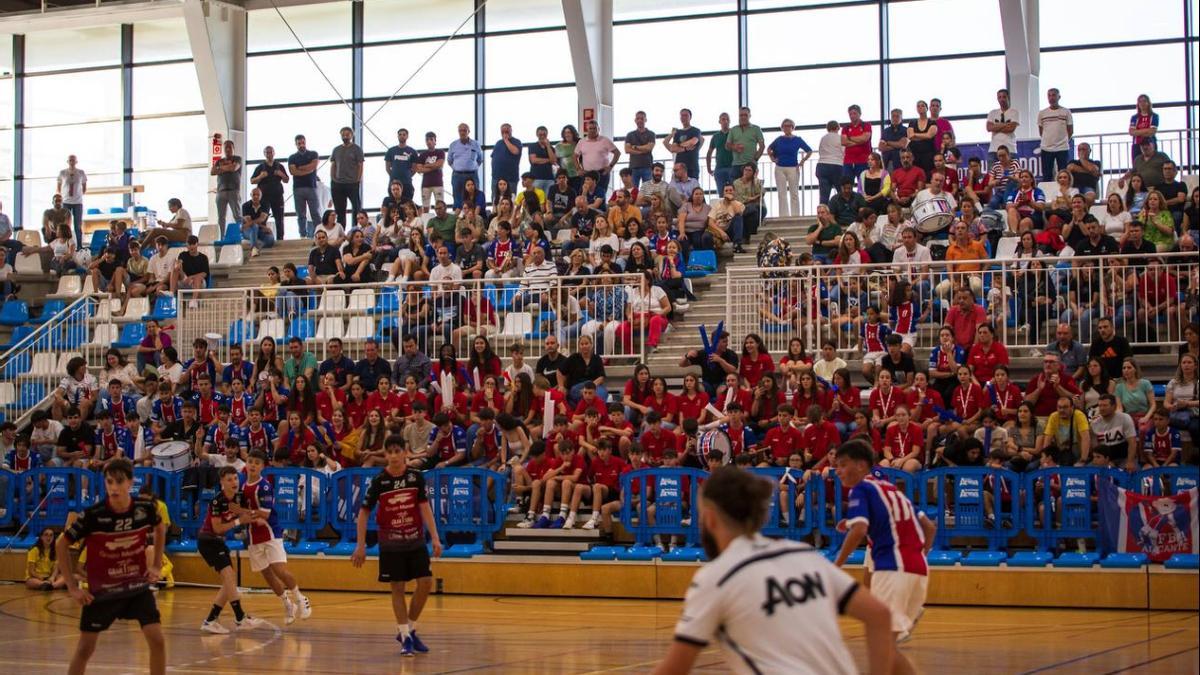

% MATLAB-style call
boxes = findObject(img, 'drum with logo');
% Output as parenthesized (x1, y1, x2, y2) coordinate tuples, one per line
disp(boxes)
(152, 441, 192, 472)
(697, 429, 733, 465)
(913, 197, 954, 233)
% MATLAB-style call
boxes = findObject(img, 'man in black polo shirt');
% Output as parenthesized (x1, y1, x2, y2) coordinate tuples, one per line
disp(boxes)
(535, 336, 567, 389)
(307, 230, 344, 285)
(878, 334, 916, 388)
(55, 407, 94, 468)
(288, 134, 321, 238)
(173, 235, 209, 303)
(355, 339, 392, 392)
(1074, 220, 1119, 258)
(240, 187, 274, 258)
(319, 337, 357, 392)
(250, 145, 289, 240)
(1088, 318, 1132, 380)
(1159, 161, 1188, 227)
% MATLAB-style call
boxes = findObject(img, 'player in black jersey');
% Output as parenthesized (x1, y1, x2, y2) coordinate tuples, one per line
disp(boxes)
(57, 458, 167, 675)
(198, 466, 266, 634)
(352, 436, 442, 657)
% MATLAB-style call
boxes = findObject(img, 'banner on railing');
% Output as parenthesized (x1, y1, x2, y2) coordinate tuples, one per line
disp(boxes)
(1098, 480, 1198, 563)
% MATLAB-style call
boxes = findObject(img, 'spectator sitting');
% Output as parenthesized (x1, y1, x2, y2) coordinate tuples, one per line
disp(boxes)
(1066, 142, 1102, 207)
(544, 170, 577, 230)
(858, 152, 891, 215)
(987, 145, 1021, 209)
(677, 187, 714, 252)
(912, 170, 957, 234)
(804, 204, 842, 261)
(1139, 190, 1177, 252)
(314, 209, 346, 248)
(1159, 161, 1187, 227)
(1005, 170, 1046, 233)
(828, 176, 867, 226)
(172, 235, 209, 303)
(307, 229, 345, 285)
(962, 157, 992, 207)
(240, 187, 274, 258)
(733, 164, 765, 241)
(936, 223, 988, 299)
(140, 197, 192, 247)
(889, 150, 925, 209)
(710, 184, 746, 253)
(25, 223, 78, 276)
(1120, 138, 1170, 191)
(455, 227, 486, 280)
(638, 162, 680, 216)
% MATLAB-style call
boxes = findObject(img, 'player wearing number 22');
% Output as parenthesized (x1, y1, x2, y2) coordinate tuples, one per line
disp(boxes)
(653, 466, 903, 675)
(834, 440, 937, 647)
(353, 436, 443, 658)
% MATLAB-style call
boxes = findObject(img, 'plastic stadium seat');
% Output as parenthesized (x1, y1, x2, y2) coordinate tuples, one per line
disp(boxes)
(27, 353, 58, 378)
(199, 245, 217, 263)
(347, 289, 374, 312)
(88, 230, 109, 255)
(197, 224, 220, 245)
(0, 300, 30, 326)
(962, 551, 1007, 567)
(2, 353, 30, 380)
(288, 318, 315, 342)
(614, 545, 663, 561)
(661, 546, 706, 562)
(53, 323, 88, 350)
(1052, 552, 1099, 568)
(0, 383, 13, 407)
(683, 250, 717, 278)
(14, 253, 43, 275)
(0, 325, 34, 350)
(258, 318, 285, 341)
(109, 207, 126, 215)
(92, 298, 116, 322)
(144, 296, 177, 321)
(313, 290, 346, 316)
(227, 318, 256, 344)
(113, 323, 147, 349)
(993, 236, 1019, 260)
(295, 266, 310, 281)
(579, 546, 622, 561)
(368, 289, 399, 315)
(926, 550, 962, 566)
(1038, 181, 1060, 203)
(311, 317, 344, 342)
(344, 316, 374, 341)
(1164, 554, 1199, 569)
(55, 352, 82, 374)
(29, 300, 66, 325)
(116, 297, 149, 323)
(217, 226, 242, 246)
(497, 312, 532, 340)
(87, 208, 102, 215)
(216, 244, 243, 268)
(1099, 553, 1148, 568)
(86, 324, 119, 348)
(13, 382, 46, 409)
(16, 230, 41, 247)
(1007, 551, 1053, 567)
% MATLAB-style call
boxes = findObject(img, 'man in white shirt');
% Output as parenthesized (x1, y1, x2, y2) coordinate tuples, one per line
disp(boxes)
(515, 245, 557, 310)
(986, 88, 1020, 163)
(428, 245, 462, 301)
(913, 171, 958, 214)
(57, 155, 87, 245)
(28, 410, 65, 466)
(1037, 88, 1074, 182)
(892, 226, 933, 303)
(146, 236, 174, 297)
(652, 467, 899, 675)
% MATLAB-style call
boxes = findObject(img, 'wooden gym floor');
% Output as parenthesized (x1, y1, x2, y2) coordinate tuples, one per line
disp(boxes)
(0, 586, 1195, 674)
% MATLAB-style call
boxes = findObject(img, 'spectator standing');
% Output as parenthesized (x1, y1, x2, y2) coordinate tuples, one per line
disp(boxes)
(666, 108, 704, 180)
(706, 112, 734, 194)
(448, 123, 484, 209)
(841, 104, 873, 179)
(878, 108, 908, 171)
(288, 134, 321, 238)
(415, 131, 446, 212)
(384, 128, 417, 204)
(815, 121, 845, 206)
(986, 89, 1020, 163)
(528, 126, 558, 195)
(1128, 94, 1158, 162)
(556, 125, 582, 192)
(726, 107, 765, 181)
(929, 98, 954, 153)
(1037, 88, 1074, 182)
(491, 123, 523, 196)
(624, 111, 656, 188)
(329, 126, 364, 225)
(240, 188, 274, 258)
(211, 141, 241, 234)
(907, 101, 937, 176)
(56, 154, 87, 245)
(250, 145, 289, 240)
(767, 119, 811, 218)
(575, 120, 621, 198)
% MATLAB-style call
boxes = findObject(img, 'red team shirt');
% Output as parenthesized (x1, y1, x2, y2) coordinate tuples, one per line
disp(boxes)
(951, 383, 987, 421)
(966, 341, 1009, 383)
(639, 427, 677, 463)
(587, 454, 627, 492)
(889, 302, 917, 334)
(738, 352, 776, 387)
(869, 385, 902, 420)
(674, 391, 710, 423)
(791, 388, 831, 416)
(985, 381, 1023, 423)
(762, 424, 804, 461)
(802, 421, 842, 465)
(885, 422, 925, 462)
(241, 476, 279, 545)
(907, 387, 946, 423)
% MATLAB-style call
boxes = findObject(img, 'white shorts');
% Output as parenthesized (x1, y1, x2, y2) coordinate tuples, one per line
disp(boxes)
(864, 351, 886, 366)
(898, 332, 916, 347)
(870, 570, 928, 634)
(421, 186, 445, 209)
(248, 539, 287, 572)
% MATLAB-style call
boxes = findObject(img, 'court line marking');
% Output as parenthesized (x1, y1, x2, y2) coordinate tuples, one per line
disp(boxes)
(1098, 646, 1200, 674)
(1017, 629, 1187, 674)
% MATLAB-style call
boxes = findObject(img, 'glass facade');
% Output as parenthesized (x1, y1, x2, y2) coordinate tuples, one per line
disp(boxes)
(2, 0, 1196, 231)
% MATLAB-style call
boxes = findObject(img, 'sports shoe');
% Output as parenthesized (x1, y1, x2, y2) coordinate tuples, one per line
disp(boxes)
(562, 514, 576, 529)
(1001, 518, 1013, 530)
(250, 247, 260, 258)
(896, 630, 913, 644)
(409, 631, 429, 653)
(235, 615, 266, 630)
(201, 620, 230, 635)
(581, 518, 597, 530)
(532, 515, 551, 529)
(549, 516, 565, 529)
(283, 598, 297, 625)
(296, 594, 312, 620)
(516, 515, 535, 528)
(399, 635, 415, 657)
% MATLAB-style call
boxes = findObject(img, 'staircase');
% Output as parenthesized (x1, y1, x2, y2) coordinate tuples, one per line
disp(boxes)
(492, 519, 604, 555)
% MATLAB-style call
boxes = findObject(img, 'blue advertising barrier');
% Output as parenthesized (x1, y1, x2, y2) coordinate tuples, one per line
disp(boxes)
(14, 467, 99, 547)
(326, 468, 378, 556)
(1022, 467, 1129, 561)
(1132, 466, 1199, 495)
(424, 468, 508, 558)
(0, 471, 17, 546)
(749, 467, 819, 542)
(264, 467, 332, 554)
(925, 467, 1022, 565)
(602, 467, 706, 561)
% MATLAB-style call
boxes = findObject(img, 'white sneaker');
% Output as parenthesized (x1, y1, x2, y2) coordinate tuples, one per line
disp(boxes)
(562, 514, 577, 529)
(296, 593, 312, 620)
(581, 518, 597, 530)
(516, 515, 535, 528)
(235, 615, 266, 630)
(201, 620, 230, 635)
(251, 247, 260, 258)
(283, 598, 296, 625)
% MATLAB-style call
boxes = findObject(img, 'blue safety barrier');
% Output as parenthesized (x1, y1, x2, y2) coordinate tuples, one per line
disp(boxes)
(1132, 466, 1199, 495)
(0, 471, 16, 546)
(611, 468, 706, 561)
(748, 467, 820, 542)
(14, 467, 99, 547)
(325, 468, 378, 556)
(1023, 467, 1129, 555)
(263, 467, 332, 554)
(424, 467, 508, 557)
(925, 467, 1022, 554)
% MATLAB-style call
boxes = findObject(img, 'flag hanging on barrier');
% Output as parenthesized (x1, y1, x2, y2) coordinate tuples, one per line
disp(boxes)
(1098, 480, 1198, 562)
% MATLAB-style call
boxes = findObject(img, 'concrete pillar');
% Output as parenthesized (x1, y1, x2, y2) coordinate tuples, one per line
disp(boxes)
(999, 0, 1040, 140)
(562, 0, 612, 138)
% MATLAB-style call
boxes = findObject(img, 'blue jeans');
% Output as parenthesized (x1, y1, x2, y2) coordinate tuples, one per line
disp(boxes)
(630, 167, 652, 188)
(568, 382, 609, 407)
(726, 213, 745, 244)
(686, 230, 714, 251)
(843, 163, 867, 179)
(594, 171, 611, 198)
(1, 239, 23, 266)
(714, 166, 735, 195)
(66, 203, 84, 246)
(1041, 149, 1070, 182)
(815, 163, 842, 206)
(242, 224, 276, 250)
(451, 171, 477, 209)
(293, 186, 321, 238)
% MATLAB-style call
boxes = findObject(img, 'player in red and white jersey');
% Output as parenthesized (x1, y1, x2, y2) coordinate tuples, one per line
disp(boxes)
(243, 450, 311, 625)
(352, 436, 442, 657)
(564, 438, 628, 529)
(58, 458, 167, 675)
(1142, 408, 1182, 466)
(834, 441, 936, 645)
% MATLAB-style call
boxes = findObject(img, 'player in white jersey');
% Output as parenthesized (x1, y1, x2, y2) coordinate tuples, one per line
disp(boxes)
(653, 466, 899, 675)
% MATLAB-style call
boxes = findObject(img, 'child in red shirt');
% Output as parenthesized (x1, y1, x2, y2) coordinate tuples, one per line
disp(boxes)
(882, 405, 924, 473)
(760, 404, 804, 466)
(800, 405, 841, 470)
(596, 404, 635, 458)
(514, 441, 562, 528)
(639, 411, 675, 465)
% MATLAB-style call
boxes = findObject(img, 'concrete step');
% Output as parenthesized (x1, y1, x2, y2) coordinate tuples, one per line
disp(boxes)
(503, 527, 602, 540)
(492, 539, 591, 553)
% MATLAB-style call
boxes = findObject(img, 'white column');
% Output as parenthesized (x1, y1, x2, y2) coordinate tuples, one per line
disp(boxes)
(562, 0, 613, 138)
(999, 0, 1040, 141)
(183, 0, 247, 225)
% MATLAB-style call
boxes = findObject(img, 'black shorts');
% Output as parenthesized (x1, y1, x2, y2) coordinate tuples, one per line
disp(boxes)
(379, 546, 432, 583)
(80, 589, 160, 633)
(198, 537, 233, 572)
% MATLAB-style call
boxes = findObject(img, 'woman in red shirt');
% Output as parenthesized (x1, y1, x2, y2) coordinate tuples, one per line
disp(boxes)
(906, 370, 945, 461)
(966, 323, 1009, 384)
(882, 405, 924, 473)
(829, 368, 861, 438)
(466, 335, 503, 390)
(869, 369, 902, 431)
(286, 374, 318, 425)
(791, 371, 831, 416)
(505, 372, 534, 421)
(396, 374, 428, 418)
(738, 333, 775, 387)
(675, 373, 710, 427)
(315, 371, 346, 424)
(986, 364, 1022, 424)
(328, 408, 355, 465)
(365, 375, 403, 422)
(948, 364, 986, 439)
(749, 372, 787, 434)
(621, 364, 654, 425)
(344, 380, 369, 429)
(778, 337, 813, 382)
(709, 372, 753, 422)
(470, 375, 506, 424)
(644, 377, 678, 429)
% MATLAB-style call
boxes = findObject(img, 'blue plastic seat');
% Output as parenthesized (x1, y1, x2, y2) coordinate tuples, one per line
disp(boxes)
(0, 300, 30, 327)
(1052, 551, 1099, 568)
(1, 352, 30, 379)
(227, 319, 256, 344)
(86, 208, 102, 215)
(218, 225, 242, 246)
(288, 318, 315, 342)
(88, 230, 110, 255)
(29, 300, 67, 325)
(144, 296, 177, 321)
(962, 550, 1007, 567)
(1164, 554, 1199, 569)
(294, 266, 310, 281)
(0, 325, 34, 350)
(108, 207, 126, 214)
(368, 288, 400, 315)
(926, 550, 962, 566)
(1099, 552, 1147, 569)
(615, 545, 663, 561)
(13, 382, 46, 409)
(661, 546, 706, 562)
(683, 250, 717, 278)
(113, 322, 147, 349)
(1007, 551, 1053, 567)
(580, 545, 623, 561)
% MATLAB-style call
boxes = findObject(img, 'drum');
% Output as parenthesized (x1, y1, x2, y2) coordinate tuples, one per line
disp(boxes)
(913, 197, 954, 233)
(152, 441, 192, 472)
(697, 429, 733, 465)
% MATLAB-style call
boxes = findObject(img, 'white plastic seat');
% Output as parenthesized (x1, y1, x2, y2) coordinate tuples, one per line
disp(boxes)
(1038, 181, 1060, 204)
(92, 298, 116, 321)
(29, 353, 59, 378)
(345, 316, 374, 341)
(1105, 178, 1123, 197)
(216, 244, 243, 268)
(119, 297, 150, 322)
(310, 317, 345, 342)
(554, 229, 573, 244)
(497, 312, 532, 339)
(16, 230, 41, 247)
(86, 324, 118, 347)
(993, 237, 1019, 260)
(47, 275, 83, 300)
(14, 252, 43, 275)
(0, 383, 14, 407)
(199, 245, 217, 263)
(197, 224, 220, 245)
(258, 318, 285, 340)
(56, 352, 82, 373)
(313, 290, 346, 316)
(1088, 204, 1108, 221)
(80, 276, 96, 295)
(347, 289, 374, 312)
(166, 248, 184, 265)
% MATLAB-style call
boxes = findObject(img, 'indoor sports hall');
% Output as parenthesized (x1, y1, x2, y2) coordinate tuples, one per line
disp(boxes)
(0, 0, 1197, 672)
